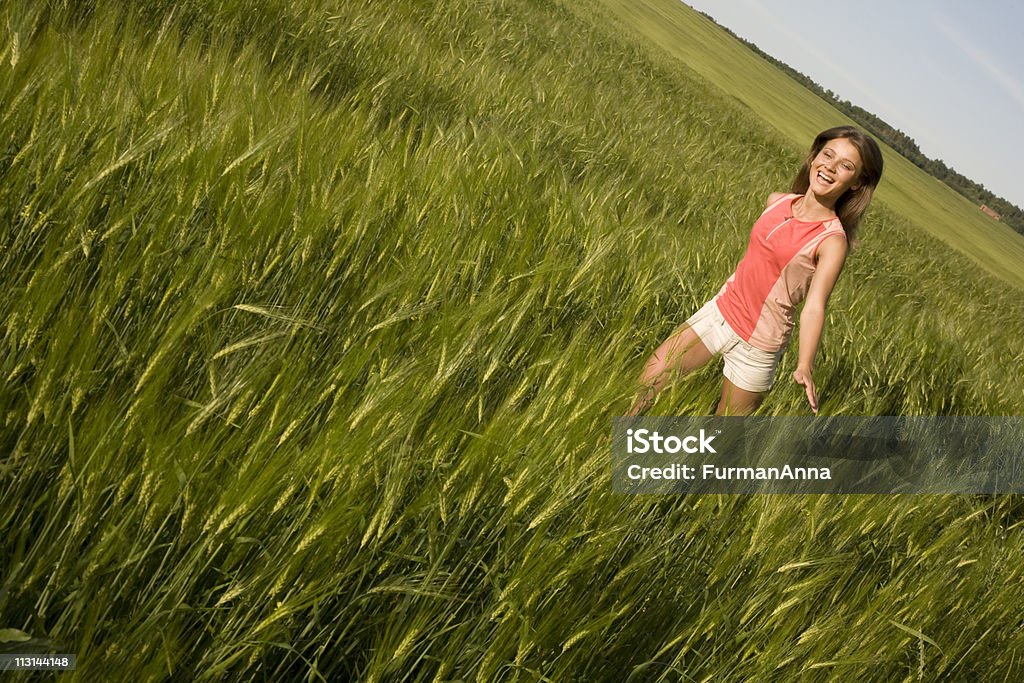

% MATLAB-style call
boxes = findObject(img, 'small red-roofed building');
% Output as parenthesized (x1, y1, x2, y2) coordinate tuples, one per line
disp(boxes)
(980, 204, 1001, 220)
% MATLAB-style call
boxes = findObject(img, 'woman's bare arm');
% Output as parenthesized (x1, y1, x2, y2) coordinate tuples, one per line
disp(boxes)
(793, 234, 848, 412)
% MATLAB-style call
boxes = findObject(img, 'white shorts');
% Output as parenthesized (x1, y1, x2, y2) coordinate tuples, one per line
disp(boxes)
(685, 299, 784, 393)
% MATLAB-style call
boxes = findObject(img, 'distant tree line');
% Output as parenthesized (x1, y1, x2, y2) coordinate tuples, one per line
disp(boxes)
(696, 11, 1024, 235)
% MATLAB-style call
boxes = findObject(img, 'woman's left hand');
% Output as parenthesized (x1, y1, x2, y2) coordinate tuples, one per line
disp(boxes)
(793, 367, 818, 414)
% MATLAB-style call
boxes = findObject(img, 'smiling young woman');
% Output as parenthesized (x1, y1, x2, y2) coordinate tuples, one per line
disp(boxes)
(629, 126, 884, 416)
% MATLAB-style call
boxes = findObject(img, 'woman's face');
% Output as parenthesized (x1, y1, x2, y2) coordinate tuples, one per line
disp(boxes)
(808, 137, 863, 204)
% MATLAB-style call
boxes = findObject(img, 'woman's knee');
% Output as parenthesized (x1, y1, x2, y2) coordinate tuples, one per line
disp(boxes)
(715, 379, 764, 416)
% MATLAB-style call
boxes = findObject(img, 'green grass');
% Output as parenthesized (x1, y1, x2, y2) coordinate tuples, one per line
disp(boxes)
(2, 0, 1024, 680)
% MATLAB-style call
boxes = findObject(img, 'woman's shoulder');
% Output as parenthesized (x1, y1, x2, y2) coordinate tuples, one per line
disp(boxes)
(763, 192, 793, 210)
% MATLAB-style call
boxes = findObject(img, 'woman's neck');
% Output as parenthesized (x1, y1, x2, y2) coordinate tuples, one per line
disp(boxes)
(793, 193, 837, 222)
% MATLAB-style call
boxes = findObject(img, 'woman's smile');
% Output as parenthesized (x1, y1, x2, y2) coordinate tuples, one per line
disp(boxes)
(809, 138, 862, 200)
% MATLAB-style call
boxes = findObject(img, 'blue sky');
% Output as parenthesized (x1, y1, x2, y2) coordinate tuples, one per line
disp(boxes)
(682, 0, 1024, 209)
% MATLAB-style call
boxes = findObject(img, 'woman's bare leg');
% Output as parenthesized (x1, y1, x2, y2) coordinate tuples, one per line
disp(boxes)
(715, 377, 765, 416)
(628, 324, 713, 415)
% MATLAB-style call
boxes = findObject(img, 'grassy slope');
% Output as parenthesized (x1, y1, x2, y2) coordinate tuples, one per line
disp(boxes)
(596, 0, 1024, 289)
(1, 0, 1023, 681)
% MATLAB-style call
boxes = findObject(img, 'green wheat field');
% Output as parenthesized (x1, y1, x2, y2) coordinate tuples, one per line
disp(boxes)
(2, 0, 1024, 680)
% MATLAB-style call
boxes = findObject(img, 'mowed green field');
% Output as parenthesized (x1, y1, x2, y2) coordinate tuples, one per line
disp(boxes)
(2, 0, 1024, 680)
(596, 0, 1024, 290)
